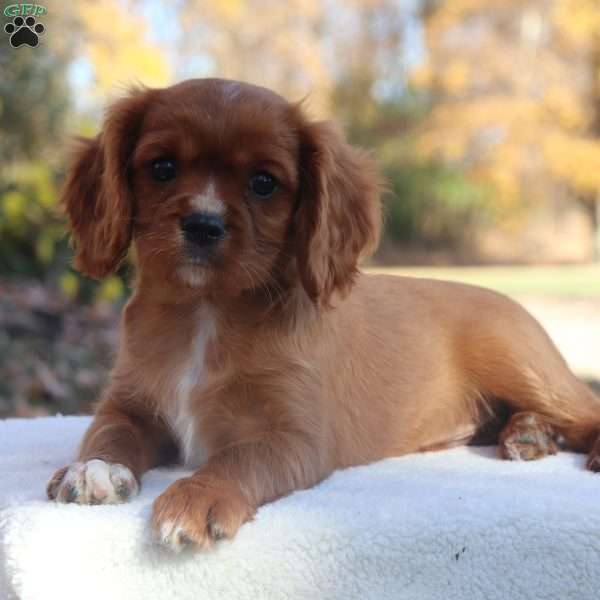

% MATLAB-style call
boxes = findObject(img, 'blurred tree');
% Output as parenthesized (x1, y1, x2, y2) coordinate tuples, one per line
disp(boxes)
(0, 39, 69, 162)
(330, 0, 488, 254)
(178, 0, 332, 113)
(0, 10, 72, 283)
(551, 0, 600, 257)
(415, 0, 600, 257)
(330, 0, 407, 138)
(0, 2, 170, 300)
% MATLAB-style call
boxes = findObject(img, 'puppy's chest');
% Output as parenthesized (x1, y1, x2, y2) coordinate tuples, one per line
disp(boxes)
(163, 310, 216, 468)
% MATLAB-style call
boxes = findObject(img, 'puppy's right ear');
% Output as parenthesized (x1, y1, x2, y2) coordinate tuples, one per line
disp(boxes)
(61, 89, 152, 278)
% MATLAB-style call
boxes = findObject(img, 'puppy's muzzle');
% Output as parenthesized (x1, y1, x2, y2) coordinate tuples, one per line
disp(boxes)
(181, 212, 226, 248)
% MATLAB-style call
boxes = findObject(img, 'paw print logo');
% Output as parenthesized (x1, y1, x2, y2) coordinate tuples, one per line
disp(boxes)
(4, 16, 45, 48)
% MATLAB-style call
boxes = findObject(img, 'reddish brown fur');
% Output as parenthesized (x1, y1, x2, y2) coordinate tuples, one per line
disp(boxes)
(49, 78, 600, 549)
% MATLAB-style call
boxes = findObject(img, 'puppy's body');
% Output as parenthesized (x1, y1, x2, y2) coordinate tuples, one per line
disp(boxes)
(47, 78, 600, 551)
(112, 273, 598, 472)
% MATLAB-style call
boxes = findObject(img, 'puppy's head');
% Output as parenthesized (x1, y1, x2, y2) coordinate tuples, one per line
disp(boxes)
(62, 78, 381, 305)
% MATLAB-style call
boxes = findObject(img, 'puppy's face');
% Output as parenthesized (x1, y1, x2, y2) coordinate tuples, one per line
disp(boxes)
(130, 80, 301, 295)
(62, 78, 382, 305)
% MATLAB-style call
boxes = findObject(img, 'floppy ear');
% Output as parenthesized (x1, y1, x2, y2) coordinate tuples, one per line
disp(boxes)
(61, 89, 153, 279)
(294, 118, 382, 305)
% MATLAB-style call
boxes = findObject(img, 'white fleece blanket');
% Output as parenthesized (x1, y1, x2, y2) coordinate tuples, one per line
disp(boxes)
(1, 416, 600, 600)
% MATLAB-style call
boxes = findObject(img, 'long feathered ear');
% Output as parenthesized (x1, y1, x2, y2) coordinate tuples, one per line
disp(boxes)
(294, 117, 382, 306)
(61, 89, 153, 279)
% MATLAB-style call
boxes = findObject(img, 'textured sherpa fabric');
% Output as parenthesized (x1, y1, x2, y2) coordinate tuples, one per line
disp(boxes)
(1, 415, 600, 600)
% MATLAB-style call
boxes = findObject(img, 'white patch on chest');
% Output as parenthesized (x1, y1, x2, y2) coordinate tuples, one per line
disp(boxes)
(166, 305, 216, 468)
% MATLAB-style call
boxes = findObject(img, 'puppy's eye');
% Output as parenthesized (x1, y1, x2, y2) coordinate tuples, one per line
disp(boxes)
(248, 172, 278, 198)
(151, 158, 176, 182)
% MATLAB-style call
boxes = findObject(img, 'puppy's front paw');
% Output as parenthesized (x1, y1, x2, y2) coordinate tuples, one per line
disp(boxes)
(152, 475, 255, 552)
(46, 459, 139, 504)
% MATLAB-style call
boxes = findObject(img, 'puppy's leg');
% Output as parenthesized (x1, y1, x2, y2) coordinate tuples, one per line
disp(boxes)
(487, 359, 600, 468)
(47, 397, 175, 504)
(465, 294, 600, 468)
(153, 431, 327, 551)
(152, 393, 333, 551)
(151, 369, 330, 551)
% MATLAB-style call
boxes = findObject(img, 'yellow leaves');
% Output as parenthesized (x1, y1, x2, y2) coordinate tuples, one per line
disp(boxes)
(543, 87, 587, 130)
(76, 1, 171, 94)
(416, 129, 467, 163)
(419, 0, 600, 212)
(440, 60, 470, 95)
(481, 164, 520, 209)
(419, 96, 539, 155)
(543, 132, 600, 192)
(553, 0, 600, 47)
(417, 93, 554, 207)
(419, 87, 600, 204)
(35, 231, 55, 264)
(410, 63, 433, 89)
(1, 162, 58, 227)
(212, 0, 244, 22)
(426, 0, 522, 42)
(61, 271, 127, 303)
(2, 190, 27, 222)
(59, 272, 80, 300)
(97, 276, 125, 302)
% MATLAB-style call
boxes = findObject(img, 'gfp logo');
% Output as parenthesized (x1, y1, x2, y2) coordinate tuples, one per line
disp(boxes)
(3, 4, 47, 48)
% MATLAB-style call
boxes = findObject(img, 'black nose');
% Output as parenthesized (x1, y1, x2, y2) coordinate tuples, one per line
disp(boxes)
(181, 212, 226, 247)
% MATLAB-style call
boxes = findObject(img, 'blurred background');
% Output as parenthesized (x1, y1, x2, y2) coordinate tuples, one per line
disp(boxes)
(1, 0, 599, 418)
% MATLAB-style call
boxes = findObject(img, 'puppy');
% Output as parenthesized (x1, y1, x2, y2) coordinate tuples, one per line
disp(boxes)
(47, 78, 600, 551)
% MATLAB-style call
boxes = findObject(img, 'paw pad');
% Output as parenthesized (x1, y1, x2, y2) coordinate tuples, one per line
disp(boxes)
(4, 16, 45, 48)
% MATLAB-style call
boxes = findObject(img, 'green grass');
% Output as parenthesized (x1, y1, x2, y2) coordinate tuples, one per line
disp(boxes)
(365, 264, 600, 299)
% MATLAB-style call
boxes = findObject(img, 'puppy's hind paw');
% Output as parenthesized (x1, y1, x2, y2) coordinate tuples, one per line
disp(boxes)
(498, 412, 558, 461)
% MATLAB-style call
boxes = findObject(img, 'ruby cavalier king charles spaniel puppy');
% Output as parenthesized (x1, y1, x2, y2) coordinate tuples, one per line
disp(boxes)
(47, 78, 600, 551)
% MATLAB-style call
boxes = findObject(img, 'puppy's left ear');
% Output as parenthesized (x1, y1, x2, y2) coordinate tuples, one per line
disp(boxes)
(294, 118, 383, 305)
(61, 88, 153, 278)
